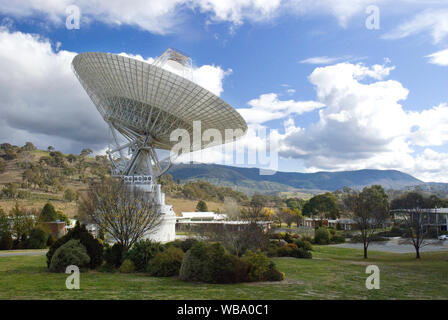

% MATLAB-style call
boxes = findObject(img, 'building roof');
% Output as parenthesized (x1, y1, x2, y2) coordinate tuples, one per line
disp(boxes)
(179, 212, 227, 220)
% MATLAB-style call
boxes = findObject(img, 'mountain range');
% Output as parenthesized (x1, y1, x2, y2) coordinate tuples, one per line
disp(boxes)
(167, 163, 434, 195)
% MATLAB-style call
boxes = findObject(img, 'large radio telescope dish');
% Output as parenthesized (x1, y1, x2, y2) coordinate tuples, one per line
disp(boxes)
(72, 49, 247, 178)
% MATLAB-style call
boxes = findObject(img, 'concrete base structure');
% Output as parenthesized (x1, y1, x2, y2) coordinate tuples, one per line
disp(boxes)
(146, 208, 177, 243)
(133, 177, 176, 243)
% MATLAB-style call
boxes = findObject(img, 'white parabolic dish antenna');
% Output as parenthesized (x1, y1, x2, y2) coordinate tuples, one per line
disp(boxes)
(72, 49, 247, 178)
(72, 48, 247, 242)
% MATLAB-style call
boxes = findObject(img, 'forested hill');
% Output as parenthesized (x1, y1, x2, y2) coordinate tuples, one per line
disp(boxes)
(168, 163, 424, 193)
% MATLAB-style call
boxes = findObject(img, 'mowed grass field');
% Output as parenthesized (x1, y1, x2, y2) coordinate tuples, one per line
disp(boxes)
(0, 246, 447, 300)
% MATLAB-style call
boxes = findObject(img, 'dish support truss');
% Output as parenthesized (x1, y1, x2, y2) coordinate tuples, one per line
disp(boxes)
(106, 121, 177, 244)
(107, 121, 172, 179)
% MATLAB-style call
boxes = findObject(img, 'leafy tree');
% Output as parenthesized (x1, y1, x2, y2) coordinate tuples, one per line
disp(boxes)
(63, 188, 77, 202)
(46, 221, 103, 269)
(196, 200, 209, 212)
(285, 198, 305, 211)
(80, 148, 93, 157)
(0, 208, 9, 235)
(2, 183, 18, 199)
(9, 203, 35, 241)
(66, 154, 77, 163)
(303, 192, 340, 221)
(27, 228, 48, 249)
(349, 185, 390, 259)
(39, 203, 58, 222)
(22, 142, 36, 151)
(278, 208, 296, 228)
(241, 194, 268, 222)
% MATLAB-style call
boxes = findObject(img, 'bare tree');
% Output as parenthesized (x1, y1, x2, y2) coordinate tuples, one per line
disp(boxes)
(223, 197, 240, 220)
(78, 178, 163, 251)
(391, 192, 431, 259)
(202, 195, 270, 256)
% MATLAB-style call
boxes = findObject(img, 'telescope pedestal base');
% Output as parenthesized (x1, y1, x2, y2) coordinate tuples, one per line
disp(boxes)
(144, 205, 177, 243)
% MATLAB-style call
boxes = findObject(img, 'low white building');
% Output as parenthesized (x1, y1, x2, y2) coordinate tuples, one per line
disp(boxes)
(177, 212, 227, 222)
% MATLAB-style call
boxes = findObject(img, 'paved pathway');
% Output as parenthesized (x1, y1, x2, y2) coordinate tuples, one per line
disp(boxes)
(0, 250, 47, 257)
(332, 238, 448, 253)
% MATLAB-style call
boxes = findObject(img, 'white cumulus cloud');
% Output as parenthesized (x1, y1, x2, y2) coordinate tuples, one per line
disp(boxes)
(0, 27, 231, 152)
(237, 93, 324, 124)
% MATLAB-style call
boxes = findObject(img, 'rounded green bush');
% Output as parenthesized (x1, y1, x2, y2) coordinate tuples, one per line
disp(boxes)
(27, 228, 48, 249)
(147, 247, 184, 277)
(49, 239, 90, 273)
(119, 259, 135, 273)
(265, 262, 285, 281)
(46, 222, 103, 269)
(0, 232, 13, 250)
(104, 243, 125, 268)
(294, 239, 313, 251)
(125, 240, 164, 272)
(179, 241, 208, 282)
(330, 234, 346, 244)
(179, 242, 249, 283)
(240, 250, 272, 282)
(314, 227, 330, 245)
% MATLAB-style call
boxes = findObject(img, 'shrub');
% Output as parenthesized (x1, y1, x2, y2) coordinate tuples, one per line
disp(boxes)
(0, 232, 13, 250)
(314, 228, 330, 245)
(274, 242, 312, 259)
(27, 228, 48, 249)
(46, 222, 103, 269)
(276, 243, 296, 257)
(104, 243, 125, 268)
(180, 238, 198, 252)
(301, 235, 313, 243)
(179, 241, 209, 282)
(147, 247, 184, 277)
(293, 248, 312, 259)
(330, 234, 346, 244)
(179, 242, 250, 284)
(265, 262, 285, 281)
(294, 239, 313, 251)
(49, 239, 90, 273)
(165, 238, 198, 253)
(283, 233, 293, 243)
(125, 240, 164, 272)
(204, 242, 249, 284)
(215, 254, 249, 284)
(241, 250, 282, 282)
(40, 203, 58, 222)
(119, 259, 135, 273)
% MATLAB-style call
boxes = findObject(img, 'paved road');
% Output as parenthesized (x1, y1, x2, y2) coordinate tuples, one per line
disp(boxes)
(0, 250, 47, 257)
(332, 238, 448, 253)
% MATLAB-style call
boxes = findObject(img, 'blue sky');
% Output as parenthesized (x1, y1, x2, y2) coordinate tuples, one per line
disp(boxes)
(1, 1, 448, 182)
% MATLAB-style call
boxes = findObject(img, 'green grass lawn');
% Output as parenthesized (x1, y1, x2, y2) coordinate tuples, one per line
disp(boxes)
(0, 246, 447, 299)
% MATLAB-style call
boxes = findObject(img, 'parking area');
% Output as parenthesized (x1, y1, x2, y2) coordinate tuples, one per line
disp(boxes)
(332, 238, 448, 253)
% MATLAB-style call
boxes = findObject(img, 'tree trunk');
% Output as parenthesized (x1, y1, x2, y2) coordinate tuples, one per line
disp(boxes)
(415, 246, 420, 259)
(363, 243, 368, 259)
